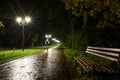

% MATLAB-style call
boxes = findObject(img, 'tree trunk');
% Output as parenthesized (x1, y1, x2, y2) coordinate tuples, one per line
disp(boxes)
(83, 12, 87, 29)
(69, 15, 74, 49)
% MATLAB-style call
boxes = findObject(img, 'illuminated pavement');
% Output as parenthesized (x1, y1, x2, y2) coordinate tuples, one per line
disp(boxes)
(0, 45, 71, 80)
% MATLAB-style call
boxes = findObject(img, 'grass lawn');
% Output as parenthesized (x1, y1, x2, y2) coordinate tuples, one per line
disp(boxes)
(0, 47, 44, 63)
(64, 48, 86, 59)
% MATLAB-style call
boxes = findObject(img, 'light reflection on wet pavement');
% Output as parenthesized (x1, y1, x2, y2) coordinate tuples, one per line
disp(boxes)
(0, 46, 70, 80)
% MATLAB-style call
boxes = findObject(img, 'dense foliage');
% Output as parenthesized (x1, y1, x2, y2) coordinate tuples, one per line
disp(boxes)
(61, 0, 120, 49)
(62, 0, 120, 27)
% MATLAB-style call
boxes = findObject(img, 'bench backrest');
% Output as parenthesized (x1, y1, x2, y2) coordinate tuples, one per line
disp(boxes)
(86, 46, 120, 62)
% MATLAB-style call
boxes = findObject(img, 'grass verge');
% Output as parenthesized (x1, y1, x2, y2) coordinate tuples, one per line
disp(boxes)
(0, 47, 43, 63)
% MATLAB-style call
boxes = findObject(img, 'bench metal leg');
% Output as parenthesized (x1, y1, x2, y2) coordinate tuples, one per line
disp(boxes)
(80, 67, 83, 75)
(92, 65, 97, 80)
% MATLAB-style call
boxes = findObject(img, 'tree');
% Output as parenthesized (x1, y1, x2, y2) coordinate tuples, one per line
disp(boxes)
(0, 21, 4, 27)
(31, 34, 39, 47)
(0, 21, 7, 36)
(61, 0, 120, 48)
(61, 0, 120, 28)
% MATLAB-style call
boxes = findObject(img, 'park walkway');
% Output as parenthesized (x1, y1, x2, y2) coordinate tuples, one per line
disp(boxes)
(0, 45, 71, 80)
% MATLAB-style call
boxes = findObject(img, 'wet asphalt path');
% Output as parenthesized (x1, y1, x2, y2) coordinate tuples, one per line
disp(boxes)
(0, 45, 70, 80)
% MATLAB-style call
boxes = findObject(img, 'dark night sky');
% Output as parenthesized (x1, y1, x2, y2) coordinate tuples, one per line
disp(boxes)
(0, 0, 67, 45)
(0, 0, 44, 16)
(0, 0, 67, 47)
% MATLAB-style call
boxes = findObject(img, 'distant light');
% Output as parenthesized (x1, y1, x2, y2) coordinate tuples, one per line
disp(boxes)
(55, 40, 60, 43)
(25, 17, 31, 23)
(52, 38, 60, 43)
(16, 17, 22, 23)
(49, 35, 51, 38)
(45, 35, 48, 38)
(52, 38, 56, 41)
(45, 34, 52, 38)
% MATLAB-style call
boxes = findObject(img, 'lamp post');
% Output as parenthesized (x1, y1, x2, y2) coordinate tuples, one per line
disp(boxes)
(16, 16, 31, 51)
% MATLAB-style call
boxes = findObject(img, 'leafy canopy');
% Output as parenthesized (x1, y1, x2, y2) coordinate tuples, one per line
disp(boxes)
(61, 0, 120, 27)
(0, 21, 4, 27)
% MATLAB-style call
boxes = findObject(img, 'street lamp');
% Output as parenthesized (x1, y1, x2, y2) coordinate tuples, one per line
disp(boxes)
(16, 16, 31, 51)
(45, 34, 52, 39)
(45, 34, 52, 50)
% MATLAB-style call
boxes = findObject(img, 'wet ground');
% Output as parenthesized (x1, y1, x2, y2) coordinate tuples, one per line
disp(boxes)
(0, 45, 71, 80)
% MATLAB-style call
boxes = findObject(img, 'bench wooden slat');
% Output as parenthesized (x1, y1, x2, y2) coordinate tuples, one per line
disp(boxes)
(78, 56, 94, 72)
(88, 46, 120, 52)
(77, 56, 93, 72)
(93, 64, 111, 72)
(87, 49, 119, 57)
(74, 56, 88, 70)
(78, 56, 111, 72)
(86, 51, 119, 62)
(74, 57, 92, 72)
(78, 56, 95, 65)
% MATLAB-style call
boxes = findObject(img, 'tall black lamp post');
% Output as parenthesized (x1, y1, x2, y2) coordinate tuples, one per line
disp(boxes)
(16, 16, 31, 51)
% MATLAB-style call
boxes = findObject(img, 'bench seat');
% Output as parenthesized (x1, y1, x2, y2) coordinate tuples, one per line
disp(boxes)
(74, 46, 120, 79)
(74, 56, 111, 73)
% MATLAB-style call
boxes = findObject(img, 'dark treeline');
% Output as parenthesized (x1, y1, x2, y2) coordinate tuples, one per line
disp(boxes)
(61, 0, 120, 49)
(0, 0, 120, 49)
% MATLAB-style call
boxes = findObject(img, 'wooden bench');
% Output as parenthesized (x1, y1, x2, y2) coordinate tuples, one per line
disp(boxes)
(74, 46, 120, 79)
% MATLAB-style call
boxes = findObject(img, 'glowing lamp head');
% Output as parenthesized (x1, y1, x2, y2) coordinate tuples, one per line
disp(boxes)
(45, 35, 48, 38)
(49, 35, 51, 38)
(45, 34, 52, 38)
(16, 17, 22, 23)
(25, 17, 31, 23)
